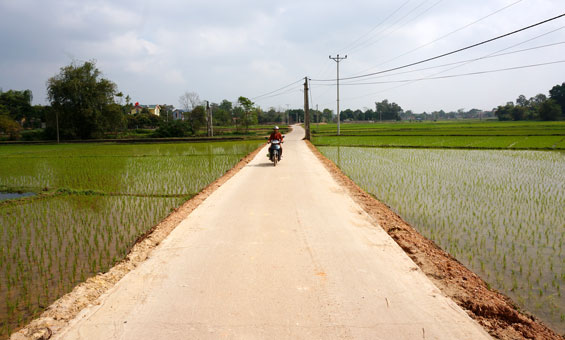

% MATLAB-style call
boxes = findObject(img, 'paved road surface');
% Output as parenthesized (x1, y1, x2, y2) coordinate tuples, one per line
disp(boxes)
(56, 126, 491, 340)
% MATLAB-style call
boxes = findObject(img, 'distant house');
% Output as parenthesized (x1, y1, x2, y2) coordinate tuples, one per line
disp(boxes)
(172, 109, 185, 121)
(130, 104, 161, 116)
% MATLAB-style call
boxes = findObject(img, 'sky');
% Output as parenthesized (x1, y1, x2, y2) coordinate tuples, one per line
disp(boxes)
(1, 0, 564, 113)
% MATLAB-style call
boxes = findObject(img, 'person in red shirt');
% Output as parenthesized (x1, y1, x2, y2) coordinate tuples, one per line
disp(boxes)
(268, 126, 284, 158)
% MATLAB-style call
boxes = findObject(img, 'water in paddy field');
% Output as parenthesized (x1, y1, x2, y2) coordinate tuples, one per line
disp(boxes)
(0, 141, 265, 339)
(319, 147, 565, 334)
(0, 192, 35, 201)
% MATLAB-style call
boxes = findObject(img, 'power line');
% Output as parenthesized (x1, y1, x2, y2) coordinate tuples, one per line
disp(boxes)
(313, 58, 564, 107)
(338, 0, 412, 54)
(333, 59, 565, 105)
(348, 0, 444, 55)
(311, 12, 565, 82)
(339, 31, 565, 84)
(337, 26, 565, 101)
(311, 59, 335, 82)
(251, 78, 304, 100)
(336, 60, 565, 85)
(252, 87, 302, 101)
(349, 0, 523, 77)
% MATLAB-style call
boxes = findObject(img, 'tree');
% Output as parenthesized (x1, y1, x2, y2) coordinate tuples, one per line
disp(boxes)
(288, 109, 304, 123)
(237, 96, 256, 133)
(376, 99, 403, 121)
(104, 103, 126, 133)
(0, 89, 33, 122)
(549, 82, 565, 116)
(212, 99, 233, 126)
(510, 105, 526, 121)
(233, 106, 244, 130)
(153, 120, 189, 137)
(341, 109, 354, 121)
(494, 102, 515, 121)
(47, 61, 120, 139)
(516, 94, 529, 107)
(538, 99, 561, 121)
(159, 104, 174, 122)
(127, 112, 161, 129)
(0, 115, 22, 140)
(185, 105, 206, 134)
(179, 92, 201, 112)
(213, 108, 230, 126)
(322, 108, 333, 122)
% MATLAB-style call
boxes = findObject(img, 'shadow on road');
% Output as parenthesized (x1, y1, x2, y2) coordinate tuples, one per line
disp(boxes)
(249, 162, 282, 167)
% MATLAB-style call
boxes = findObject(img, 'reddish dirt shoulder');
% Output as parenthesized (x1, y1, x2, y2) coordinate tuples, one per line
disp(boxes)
(305, 140, 563, 340)
(10, 145, 265, 340)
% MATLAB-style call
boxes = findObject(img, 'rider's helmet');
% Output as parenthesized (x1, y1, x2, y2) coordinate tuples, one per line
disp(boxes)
(274, 126, 279, 130)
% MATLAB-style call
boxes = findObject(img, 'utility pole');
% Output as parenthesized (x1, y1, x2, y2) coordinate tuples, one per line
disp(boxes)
(329, 54, 347, 135)
(285, 104, 289, 125)
(304, 77, 310, 140)
(206, 101, 213, 137)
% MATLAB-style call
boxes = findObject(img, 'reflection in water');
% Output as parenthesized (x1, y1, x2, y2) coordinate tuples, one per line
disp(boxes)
(0, 192, 35, 201)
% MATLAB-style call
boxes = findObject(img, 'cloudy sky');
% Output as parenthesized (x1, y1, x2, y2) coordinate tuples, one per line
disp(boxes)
(1, 0, 564, 113)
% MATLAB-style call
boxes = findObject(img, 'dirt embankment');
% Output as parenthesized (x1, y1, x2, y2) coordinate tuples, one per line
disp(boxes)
(305, 140, 563, 340)
(10, 145, 265, 340)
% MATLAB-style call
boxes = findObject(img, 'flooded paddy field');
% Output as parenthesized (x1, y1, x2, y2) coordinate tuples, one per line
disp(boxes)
(319, 146, 564, 333)
(0, 141, 263, 338)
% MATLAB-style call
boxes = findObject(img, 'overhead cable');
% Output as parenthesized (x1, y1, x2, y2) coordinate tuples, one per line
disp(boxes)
(336, 60, 565, 85)
(349, 0, 523, 77)
(348, 0, 444, 55)
(340, 29, 565, 84)
(338, 0, 412, 54)
(251, 78, 304, 100)
(311, 12, 565, 82)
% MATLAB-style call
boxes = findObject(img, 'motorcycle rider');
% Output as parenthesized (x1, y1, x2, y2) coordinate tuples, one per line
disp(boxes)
(268, 126, 284, 158)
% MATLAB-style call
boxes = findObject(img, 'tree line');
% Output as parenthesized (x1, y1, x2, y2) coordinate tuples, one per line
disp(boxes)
(493, 83, 565, 121)
(0, 61, 298, 140)
(2, 60, 563, 140)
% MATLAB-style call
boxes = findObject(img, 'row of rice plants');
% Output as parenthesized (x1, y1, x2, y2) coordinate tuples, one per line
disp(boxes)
(312, 121, 565, 136)
(0, 195, 183, 335)
(311, 135, 564, 149)
(0, 140, 263, 338)
(318, 146, 564, 333)
(0, 141, 261, 194)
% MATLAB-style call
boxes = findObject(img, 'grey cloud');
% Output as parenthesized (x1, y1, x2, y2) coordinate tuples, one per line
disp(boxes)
(1, 0, 564, 112)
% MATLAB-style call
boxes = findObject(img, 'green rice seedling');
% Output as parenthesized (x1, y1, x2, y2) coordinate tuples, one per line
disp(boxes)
(0, 140, 263, 338)
(318, 146, 564, 333)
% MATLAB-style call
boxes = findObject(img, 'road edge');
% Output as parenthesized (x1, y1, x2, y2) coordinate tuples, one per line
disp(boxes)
(305, 140, 564, 340)
(9, 143, 266, 340)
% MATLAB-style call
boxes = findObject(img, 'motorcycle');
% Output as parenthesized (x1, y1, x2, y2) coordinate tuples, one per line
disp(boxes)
(267, 139, 283, 166)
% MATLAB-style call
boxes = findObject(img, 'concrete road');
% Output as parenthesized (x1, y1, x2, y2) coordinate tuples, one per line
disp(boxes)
(56, 126, 491, 340)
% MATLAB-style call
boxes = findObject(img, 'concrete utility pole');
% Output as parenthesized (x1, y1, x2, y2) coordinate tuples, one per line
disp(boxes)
(286, 104, 290, 124)
(304, 77, 310, 140)
(206, 101, 213, 137)
(329, 54, 347, 135)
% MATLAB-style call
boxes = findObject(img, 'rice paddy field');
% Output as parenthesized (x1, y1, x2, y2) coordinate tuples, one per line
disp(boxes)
(312, 121, 565, 149)
(0, 140, 263, 338)
(314, 121, 564, 333)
